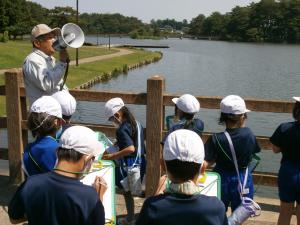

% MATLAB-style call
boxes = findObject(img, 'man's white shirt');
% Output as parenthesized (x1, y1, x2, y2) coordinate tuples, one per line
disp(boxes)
(23, 48, 67, 106)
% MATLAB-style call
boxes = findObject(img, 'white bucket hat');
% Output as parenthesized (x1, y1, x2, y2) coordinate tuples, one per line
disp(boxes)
(30, 96, 63, 119)
(31, 24, 60, 40)
(52, 90, 77, 117)
(293, 97, 300, 102)
(59, 126, 104, 157)
(172, 94, 200, 114)
(220, 95, 250, 115)
(104, 97, 125, 119)
(163, 129, 204, 164)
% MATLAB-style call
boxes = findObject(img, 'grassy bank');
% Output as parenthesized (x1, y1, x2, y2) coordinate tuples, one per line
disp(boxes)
(67, 49, 160, 88)
(0, 42, 161, 116)
(0, 40, 118, 70)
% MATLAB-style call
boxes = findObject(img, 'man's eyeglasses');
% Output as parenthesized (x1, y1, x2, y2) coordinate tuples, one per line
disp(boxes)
(37, 33, 56, 41)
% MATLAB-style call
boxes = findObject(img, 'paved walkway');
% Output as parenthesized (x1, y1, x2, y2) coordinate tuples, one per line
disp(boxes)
(0, 48, 134, 74)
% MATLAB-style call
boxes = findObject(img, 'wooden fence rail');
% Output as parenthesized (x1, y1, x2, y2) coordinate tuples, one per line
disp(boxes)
(0, 69, 295, 195)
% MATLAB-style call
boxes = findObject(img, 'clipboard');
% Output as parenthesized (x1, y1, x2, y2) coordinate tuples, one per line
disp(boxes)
(197, 171, 221, 198)
(81, 160, 116, 224)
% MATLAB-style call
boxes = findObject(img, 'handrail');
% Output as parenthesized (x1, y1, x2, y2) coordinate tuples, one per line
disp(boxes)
(0, 86, 294, 113)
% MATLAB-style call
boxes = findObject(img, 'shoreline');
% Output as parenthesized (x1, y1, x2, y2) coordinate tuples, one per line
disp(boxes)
(77, 51, 162, 89)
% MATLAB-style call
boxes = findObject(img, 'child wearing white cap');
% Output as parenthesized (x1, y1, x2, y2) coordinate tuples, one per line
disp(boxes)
(270, 97, 300, 224)
(52, 90, 77, 138)
(23, 96, 65, 176)
(102, 97, 146, 225)
(52, 90, 77, 121)
(162, 94, 204, 144)
(9, 126, 107, 225)
(204, 95, 260, 212)
(136, 129, 228, 225)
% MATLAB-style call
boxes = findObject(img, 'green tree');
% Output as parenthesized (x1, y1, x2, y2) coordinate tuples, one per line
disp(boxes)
(48, 6, 77, 28)
(0, 0, 26, 38)
(202, 12, 226, 38)
(226, 6, 251, 41)
(188, 14, 205, 37)
(249, 0, 283, 42)
(280, 0, 300, 43)
(0, 0, 9, 33)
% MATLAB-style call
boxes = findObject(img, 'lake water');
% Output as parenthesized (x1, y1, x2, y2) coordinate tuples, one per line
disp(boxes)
(80, 36, 300, 134)
(80, 36, 300, 175)
(2, 36, 300, 177)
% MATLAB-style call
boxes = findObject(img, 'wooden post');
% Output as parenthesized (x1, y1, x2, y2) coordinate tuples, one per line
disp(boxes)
(5, 69, 24, 183)
(21, 97, 28, 149)
(19, 73, 28, 149)
(145, 75, 165, 196)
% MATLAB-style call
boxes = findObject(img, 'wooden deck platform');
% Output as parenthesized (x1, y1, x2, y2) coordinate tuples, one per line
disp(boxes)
(0, 159, 297, 225)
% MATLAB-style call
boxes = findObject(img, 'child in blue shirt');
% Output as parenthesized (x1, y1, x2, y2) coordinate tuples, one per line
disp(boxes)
(205, 95, 260, 212)
(270, 96, 300, 225)
(162, 94, 204, 144)
(137, 129, 227, 225)
(9, 126, 106, 225)
(23, 96, 64, 176)
(102, 97, 146, 225)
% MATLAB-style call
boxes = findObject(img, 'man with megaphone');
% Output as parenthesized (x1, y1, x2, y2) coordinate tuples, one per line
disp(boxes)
(23, 23, 85, 106)
(23, 24, 70, 106)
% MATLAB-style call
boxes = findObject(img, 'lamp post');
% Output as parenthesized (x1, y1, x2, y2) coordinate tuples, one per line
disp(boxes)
(97, 26, 100, 46)
(97, 31, 99, 46)
(76, 0, 79, 66)
(108, 34, 111, 50)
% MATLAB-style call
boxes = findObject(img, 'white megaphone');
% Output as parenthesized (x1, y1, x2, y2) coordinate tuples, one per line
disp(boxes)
(53, 23, 85, 51)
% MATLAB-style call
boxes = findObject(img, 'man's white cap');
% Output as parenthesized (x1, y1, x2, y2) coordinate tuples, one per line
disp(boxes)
(104, 97, 125, 119)
(293, 97, 300, 102)
(30, 96, 63, 119)
(59, 126, 104, 157)
(31, 24, 60, 40)
(220, 95, 250, 115)
(163, 129, 204, 164)
(52, 90, 77, 116)
(172, 94, 200, 114)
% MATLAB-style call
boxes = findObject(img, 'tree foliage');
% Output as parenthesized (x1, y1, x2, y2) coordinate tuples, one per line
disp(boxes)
(150, 18, 187, 31)
(189, 0, 300, 43)
(2, 0, 300, 43)
(0, 1, 145, 39)
(80, 13, 144, 34)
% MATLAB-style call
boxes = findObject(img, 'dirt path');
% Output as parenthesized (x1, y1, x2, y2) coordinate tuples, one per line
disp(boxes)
(69, 48, 133, 65)
(0, 48, 133, 74)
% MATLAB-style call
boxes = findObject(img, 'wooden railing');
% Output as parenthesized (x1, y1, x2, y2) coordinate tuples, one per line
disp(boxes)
(0, 69, 295, 196)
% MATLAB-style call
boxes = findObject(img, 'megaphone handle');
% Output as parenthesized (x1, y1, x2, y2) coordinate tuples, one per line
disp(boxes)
(60, 58, 70, 91)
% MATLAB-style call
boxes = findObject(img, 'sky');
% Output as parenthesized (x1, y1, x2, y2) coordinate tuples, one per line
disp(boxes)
(29, 0, 260, 23)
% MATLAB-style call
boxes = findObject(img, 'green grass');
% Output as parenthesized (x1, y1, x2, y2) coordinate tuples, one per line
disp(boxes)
(66, 49, 160, 88)
(0, 40, 118, 69)
(0, 41, 161, 116)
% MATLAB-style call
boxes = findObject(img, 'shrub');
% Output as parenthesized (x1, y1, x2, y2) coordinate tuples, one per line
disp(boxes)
(122, 64, 128, 73)
(0, 31, 9, 42)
